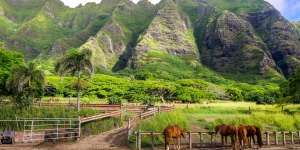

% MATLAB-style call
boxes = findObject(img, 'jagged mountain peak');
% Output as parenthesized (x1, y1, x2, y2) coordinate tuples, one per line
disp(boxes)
(137, 0, 153, 7)
(0, 0, 299, 77)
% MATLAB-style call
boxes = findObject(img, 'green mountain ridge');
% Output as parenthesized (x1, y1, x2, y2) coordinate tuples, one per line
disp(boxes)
(0, 0, 299, 79)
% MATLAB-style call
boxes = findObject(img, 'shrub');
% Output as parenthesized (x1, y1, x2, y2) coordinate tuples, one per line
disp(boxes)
(225, 87, 243, 101)
(108, 96, 122, 105)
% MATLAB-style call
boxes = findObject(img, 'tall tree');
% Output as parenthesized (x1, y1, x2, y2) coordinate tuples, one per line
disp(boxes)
(6, 62, 45, 108)
(55, 49, 94, 111)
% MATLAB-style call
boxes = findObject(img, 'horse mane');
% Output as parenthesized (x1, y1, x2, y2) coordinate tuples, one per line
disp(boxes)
(255, 126, 263, 147)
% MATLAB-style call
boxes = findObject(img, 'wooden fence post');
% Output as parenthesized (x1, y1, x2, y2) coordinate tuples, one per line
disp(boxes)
(266, 132, 270, 145)
(30, 120, 34, 142)
(56, 120, 59, 140)
(138, 130, 141, 150)
(291, 132, 294, 144)
(151, 132, 154, 150)
(274, 132, 278, 145)
(135, 131, 138, 149)
(127, 119, 131, 141)
(78, 117, 81, 141)
(189, 132, 192, 149)
(210, 132, 214, 144)
(298, 131, 300, 143)
(139, 112, 142, 120)
(282, 132, 286, 145)
(199, 132, 202, 144)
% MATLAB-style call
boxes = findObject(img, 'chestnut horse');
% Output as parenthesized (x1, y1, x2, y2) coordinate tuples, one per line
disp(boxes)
(246, 125, 263, 147)
(163, 125, 185, 150)
(215, 124, 238, 149)
(238, 125, 249, 149)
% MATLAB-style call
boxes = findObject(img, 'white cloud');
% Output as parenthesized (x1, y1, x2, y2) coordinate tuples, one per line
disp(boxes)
(61, 0, 161, 8)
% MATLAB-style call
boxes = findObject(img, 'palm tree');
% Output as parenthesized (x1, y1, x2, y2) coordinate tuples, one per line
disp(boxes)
(55, 49, 94, 111)
(6, 62, 45, 107)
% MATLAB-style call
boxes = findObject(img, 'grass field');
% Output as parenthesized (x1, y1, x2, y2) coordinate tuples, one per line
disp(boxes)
(138, 102, 300, 132)
(133, 102, 300, 146)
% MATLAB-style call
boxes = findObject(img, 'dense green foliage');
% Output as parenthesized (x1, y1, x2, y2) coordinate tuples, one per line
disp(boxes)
(280, 69, 300, 103)
(6, 62, 45, 107)
(0, 46, 24, 94)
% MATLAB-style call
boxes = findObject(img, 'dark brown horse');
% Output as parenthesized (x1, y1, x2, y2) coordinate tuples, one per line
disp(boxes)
(215, 124, 238, 149)
(163, 125, 185, 150)
(246, 125, 263, 147)
(238, 125, 249, 149)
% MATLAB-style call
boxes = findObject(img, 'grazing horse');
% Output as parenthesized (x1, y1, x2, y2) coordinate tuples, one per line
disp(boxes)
(215, 124, 238, 149)
(163, 125, 185, 150)
(246, 125, 263, 147)
(238, 125, 249, 149)
(215, 124, 228, 144)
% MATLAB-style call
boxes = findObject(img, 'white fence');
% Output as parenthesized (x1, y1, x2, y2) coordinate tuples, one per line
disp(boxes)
(21, 118, 80, 143)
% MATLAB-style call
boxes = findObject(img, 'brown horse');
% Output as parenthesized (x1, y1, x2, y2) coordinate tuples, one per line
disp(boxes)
(238, 125, 249, 149)
(215, 124, 228, 144)
(163, 125, 185, 150)
(215, 124, 238, 149)
(246, 125, 263, 147)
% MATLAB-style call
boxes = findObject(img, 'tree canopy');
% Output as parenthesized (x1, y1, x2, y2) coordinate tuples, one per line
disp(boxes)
(6, 62, 45, 107)
(0, 47, 24, 94)
(55, 49, 94, 111)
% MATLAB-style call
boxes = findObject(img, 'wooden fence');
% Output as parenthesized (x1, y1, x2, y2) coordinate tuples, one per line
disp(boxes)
(80, 105, 175, 126)
(35, 103, 160, 113)
(80, 110, 122, 123)
(126, 105, 175, 145)
(133, 131, 300, 150)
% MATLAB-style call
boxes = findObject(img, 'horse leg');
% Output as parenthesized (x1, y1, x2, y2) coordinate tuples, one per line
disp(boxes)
(248, 136, 252, 148)
(221, 136, 224, 145)
(177, 138, 180, 150)
(230, 136, 236, 150)
(225, 136, 228, 144)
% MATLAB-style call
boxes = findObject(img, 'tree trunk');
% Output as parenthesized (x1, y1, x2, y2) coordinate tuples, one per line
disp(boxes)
(77, 71, 81, 112)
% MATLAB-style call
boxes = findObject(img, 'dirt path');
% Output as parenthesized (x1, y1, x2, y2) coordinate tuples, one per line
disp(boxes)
(0, 127, 130, 150)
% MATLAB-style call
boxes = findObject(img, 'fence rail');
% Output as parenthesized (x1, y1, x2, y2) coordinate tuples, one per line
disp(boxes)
(80, 110, 122, 123)
(21, 118, 80, 143)
(0, 104, 175, 144)
(133, 130, 300, 150)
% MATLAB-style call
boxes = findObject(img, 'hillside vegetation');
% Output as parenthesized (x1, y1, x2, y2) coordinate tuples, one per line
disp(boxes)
(0, 0, 299, 104)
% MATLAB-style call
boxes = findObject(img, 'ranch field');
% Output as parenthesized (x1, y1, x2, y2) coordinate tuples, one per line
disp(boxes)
(133, 101, 300, 148)
(1, 101, 300, 150)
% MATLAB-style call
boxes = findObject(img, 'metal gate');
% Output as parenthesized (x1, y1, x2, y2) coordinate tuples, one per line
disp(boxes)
(21, 118, 80, 143)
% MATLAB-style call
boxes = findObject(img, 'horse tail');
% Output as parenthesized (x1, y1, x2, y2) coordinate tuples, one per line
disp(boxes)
(256, 127, 263, 147)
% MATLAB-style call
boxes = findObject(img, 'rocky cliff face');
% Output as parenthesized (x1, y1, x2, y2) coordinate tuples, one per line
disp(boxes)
(202, 11, 277, 74)
(131, 0, 198, 68)
(244, 3, 300, 76)
(0, 0, 299, 77)
(79, 0, 155, 70)
(80, 21, 126, 69)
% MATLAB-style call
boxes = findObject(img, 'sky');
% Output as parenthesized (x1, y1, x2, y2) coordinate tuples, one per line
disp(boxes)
(61, 0, 300, 21)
